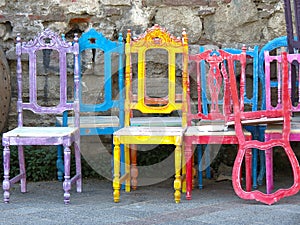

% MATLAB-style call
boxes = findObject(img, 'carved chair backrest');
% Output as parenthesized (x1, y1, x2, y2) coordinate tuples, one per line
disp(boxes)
(77, 28, 124, 118)
(264, 49, 300, 112)
(124, 24, 188, 126)
(17, 29, 79, 127)
(198, 46, 259, 118)
(187, 47, 247, 126)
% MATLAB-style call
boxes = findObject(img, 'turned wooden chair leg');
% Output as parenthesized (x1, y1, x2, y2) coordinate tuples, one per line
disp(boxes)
(174, 144, 182, 203)
(18, 145, 26, 193)
(125, 144, 131, 192)
(3, 145, 10, 203)
(113, 139, 121, 203)
(185, 143, 193, 200)
(130, 144, 138, 190)
(63, 145, 71, 204)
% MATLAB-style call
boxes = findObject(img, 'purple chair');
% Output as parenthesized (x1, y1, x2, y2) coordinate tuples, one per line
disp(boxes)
(2, 29, 82, 204)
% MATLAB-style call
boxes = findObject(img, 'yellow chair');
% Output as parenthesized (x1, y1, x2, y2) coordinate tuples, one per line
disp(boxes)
(112, 24, 188, 203)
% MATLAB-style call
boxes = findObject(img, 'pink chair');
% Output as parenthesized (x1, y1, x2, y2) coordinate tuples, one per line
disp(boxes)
(2, 29, 82, 204)
(184, 47, 252, 200)
(264, 51, 300, 194)
(232, 51, 300, 205)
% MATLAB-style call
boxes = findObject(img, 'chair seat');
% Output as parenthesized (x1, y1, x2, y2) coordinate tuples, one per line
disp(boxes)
(114, 126, 184, 136)
(184, 125, 251, 136)
(265, 116, 300, 134)
(3, 127, 78, 138)
(56, 116, 120, 128)
(226, 117, 284, 126)
(265, 122, 300, 134)
(130, 117, 182, 127)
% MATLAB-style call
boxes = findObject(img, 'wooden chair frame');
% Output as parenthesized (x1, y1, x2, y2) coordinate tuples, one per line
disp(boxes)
(2, 29, 81, 204)
(184, 47, 252, 200)
(196, 46, 261, 189)
(113, 24, 188, 203)
(232, 51, 300, 205)
(55, 28, 124, 181)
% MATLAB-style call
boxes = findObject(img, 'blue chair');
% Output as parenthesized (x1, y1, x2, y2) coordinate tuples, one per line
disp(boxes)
(56, 28, 124, 180)
(197, 45, 261, 189)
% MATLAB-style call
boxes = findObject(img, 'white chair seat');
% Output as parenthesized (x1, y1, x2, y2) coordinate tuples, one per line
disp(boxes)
(56, 116, 120, 128)
(3, 127, 78, 138)
(114, 126, 184, 136)
(130, 117, 182, 127)
(185, 125, 251, 136)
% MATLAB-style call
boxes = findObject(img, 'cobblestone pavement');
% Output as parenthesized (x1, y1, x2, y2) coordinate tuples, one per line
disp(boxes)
(0, 177, 299, 225)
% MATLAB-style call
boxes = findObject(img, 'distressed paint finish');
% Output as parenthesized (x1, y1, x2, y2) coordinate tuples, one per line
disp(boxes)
(196, 46, 261, 189)
(256, 36, 288, 186)
(184, 47, 252, 200)
(113, 24, 188, 203)
(56, 28, 125, 180)
(264, 51, 300, 194)
(231, 51, 300, 205)
(2, 29, 81, 204)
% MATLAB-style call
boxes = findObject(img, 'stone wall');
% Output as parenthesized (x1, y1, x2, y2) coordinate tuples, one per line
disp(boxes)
(0, 0, 287, 128)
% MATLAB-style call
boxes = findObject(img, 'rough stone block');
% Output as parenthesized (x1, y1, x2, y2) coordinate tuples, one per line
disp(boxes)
(146, 0, 209, 6)
(100, 0, 131, 6)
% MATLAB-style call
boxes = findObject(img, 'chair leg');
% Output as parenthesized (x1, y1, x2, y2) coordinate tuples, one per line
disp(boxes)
(270, 149, 274, 191)
(257, 126, 266, 186)
(174, 144, 182, 203)
(185, 143, 193, 200)
(265, 148, 272, 194)
(124, 144, 131, 192)
(130, 144, 138, 190)
(205, 145, 211, 179)
(56, 145, 64, 181)
(245, 148, 252, 192)
(18, 145, 26, 193)
(197, 145, 203, 189)
(257, 149, 266, 186)
(3, 145, 10, 203)
(181, 151, 186, 194)
(63, 145, 71, 204)
(120, 143, 125, 190)
(113, 138, 121, 202)
(74, 141, 82, 192)
(252, 148, 258, 189)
